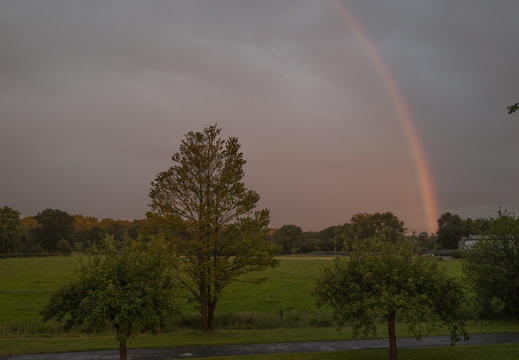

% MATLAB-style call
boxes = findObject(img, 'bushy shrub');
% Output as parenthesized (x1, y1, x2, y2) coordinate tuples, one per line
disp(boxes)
(56, 238, 72, 254)
(452, 250, 464, 259)
(31, 245, 44, 253)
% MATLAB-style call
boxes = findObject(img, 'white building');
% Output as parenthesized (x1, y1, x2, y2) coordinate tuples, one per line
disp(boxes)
(458, 234, 483, 250)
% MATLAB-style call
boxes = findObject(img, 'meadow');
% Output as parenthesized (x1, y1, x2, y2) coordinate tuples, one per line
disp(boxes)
(0, 256, 336, 321)
(0, 255, 517, 357)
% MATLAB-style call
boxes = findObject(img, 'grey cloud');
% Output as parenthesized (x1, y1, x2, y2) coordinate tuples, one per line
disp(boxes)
(1, 0, 519, 232)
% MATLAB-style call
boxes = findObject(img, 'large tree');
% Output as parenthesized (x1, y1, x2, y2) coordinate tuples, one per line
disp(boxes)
(0, 206, 24, 254)
(436, 212, 466, 249)
(32, 208, 75, 251)
(348, 212, 406, 243)
(315, 224, 349, 252)
(436, 212, 489, 249)
(463, 210, 519, 319)
(312, 238, 469, 360)
(41, 235, 180, 360)
(147, 125, 279, 331)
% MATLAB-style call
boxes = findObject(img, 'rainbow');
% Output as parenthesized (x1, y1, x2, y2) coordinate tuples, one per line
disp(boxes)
(329, 0, 438, 234)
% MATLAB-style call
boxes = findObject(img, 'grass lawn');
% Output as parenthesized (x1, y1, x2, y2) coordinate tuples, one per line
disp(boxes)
(0, 255, 465, 321)
(218, 256, 333, 314)
(0, 254, 334, 324)
(0, 256, 76, 321)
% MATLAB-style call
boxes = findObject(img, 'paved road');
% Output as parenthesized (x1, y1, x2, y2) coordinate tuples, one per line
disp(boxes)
(0, 333, 518, 360)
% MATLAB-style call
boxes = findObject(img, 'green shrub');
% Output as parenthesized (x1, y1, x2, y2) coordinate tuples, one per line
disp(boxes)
(55, 239, 72, 254)
(452, 250, 464, 259)
(31, 245, 45, 253)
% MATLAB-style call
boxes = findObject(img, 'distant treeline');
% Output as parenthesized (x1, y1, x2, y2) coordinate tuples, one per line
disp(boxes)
(268, 211, 492, 254)
(0, 206, 495, 255)
(0, 207, 146, 254)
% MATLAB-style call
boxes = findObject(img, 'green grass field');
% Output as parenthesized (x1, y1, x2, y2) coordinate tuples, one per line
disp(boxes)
(0, 255, 334, 324)
(0, 255, 517, 357)
(0, 255, 465, 322)
(218, 256, 333, 313)
(0, 256, 76, 321)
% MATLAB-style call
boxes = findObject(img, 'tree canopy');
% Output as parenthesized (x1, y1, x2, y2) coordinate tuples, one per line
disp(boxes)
(348, 212, 406, 243)
(147, 125, 279, 331)
(273, 224, 303, 254)
(437, 212, 489, 249)
(437, 212, 466, 249)
(32, 208, 75, 251)
(0, 206, 24, 254)
(41, 235, 180, 360)
(463, 210, 519, 319)
(312, 238, 469, 360)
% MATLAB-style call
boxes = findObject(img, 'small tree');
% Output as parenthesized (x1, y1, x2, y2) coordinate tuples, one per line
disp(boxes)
(312, 238, 469, 360)
(56, 238, 73, 254)
(148, 125, 279, 331)
(463, 210, 519, 319)
(41, 235, 181, 360)
(507, 102, 519, 114)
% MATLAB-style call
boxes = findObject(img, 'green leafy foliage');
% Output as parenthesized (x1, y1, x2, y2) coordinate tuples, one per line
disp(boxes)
(0, 206, 24, 254)
(301, 212, 406, 253)
(436, 212, 489, 249)
(147, 125, 279, 330)
(507, 102, 519, 114)
(55, 238, 73, 254)
(348, 212, 407, 244)
(312, 238, 469, 360)
(40, 235, 181, 360)
(32, 209, 75, 251)
(273, 225, 304, 254)
(407, 231, 437, 251)
(463, 210, 519, 319)
(437, 213, 466, 249)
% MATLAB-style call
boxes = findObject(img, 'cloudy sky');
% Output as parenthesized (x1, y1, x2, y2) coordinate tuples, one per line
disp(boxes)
(2, 0, 518, 234)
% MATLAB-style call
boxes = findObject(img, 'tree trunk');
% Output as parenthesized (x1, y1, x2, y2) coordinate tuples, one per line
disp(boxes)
(199, 272, 219, 331)
(201, 303, 209, 331)
(388, 312, 397, 360)
(119, 341, 127, 360)
(199, 274, 210, 331)
(207, 300, 217, 330)
(200, 298, 218, 331)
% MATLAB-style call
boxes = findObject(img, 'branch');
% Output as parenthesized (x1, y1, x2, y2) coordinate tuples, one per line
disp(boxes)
(507, 102, 519, 115)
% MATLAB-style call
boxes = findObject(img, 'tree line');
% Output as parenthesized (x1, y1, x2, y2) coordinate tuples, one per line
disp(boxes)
(270, 211, 495, 255)
(0, 207, 146, 254)
(0, 206, 496, 256)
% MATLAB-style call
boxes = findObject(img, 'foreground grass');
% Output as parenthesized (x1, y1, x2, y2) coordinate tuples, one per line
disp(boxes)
(1, 321, 517, 355)
(191, 344, 519, 360)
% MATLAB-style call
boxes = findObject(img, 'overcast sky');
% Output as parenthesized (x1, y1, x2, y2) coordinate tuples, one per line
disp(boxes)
(2, 0, 518, 234)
